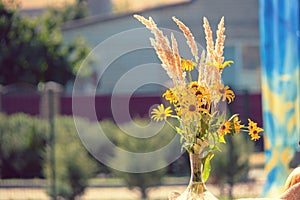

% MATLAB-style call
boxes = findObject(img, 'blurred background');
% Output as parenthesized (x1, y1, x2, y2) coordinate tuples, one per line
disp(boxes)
(0, 0, 298, 199)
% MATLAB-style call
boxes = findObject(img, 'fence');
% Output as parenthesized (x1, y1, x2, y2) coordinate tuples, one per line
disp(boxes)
(0, 84, 264, 153)
(0, 85, 263, 126)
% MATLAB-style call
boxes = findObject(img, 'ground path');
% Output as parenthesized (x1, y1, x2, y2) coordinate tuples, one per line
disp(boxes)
(0, 169, 266, 200)
(0, 153, 267, 200)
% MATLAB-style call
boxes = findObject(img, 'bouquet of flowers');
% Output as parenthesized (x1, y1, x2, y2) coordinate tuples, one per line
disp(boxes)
(134, 14, 263, 199)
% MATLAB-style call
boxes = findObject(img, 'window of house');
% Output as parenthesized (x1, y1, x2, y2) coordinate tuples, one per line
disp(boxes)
(222, 46, 236, 86)
(242, 45, 261, 70)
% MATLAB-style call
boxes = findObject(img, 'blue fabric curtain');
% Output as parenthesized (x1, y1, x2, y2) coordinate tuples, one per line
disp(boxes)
(259, 0, 300, 197)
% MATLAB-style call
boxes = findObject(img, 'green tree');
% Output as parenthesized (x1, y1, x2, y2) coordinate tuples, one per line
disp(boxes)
(44, 116, 98, 200)
(210, 134, 254, 199)
(0, 0, 90, 86)
(0, 113, 48, 178)
(101, 118, 177, 199)
(45, 0, 88, 24)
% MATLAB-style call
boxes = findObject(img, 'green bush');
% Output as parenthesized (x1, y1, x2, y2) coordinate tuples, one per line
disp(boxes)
(100, 118, 177, 199)
(0, 113, 47, 178)
(0, 113, 100, 199)
(210, 133, 254, 199)
(44, 116, 98, 200)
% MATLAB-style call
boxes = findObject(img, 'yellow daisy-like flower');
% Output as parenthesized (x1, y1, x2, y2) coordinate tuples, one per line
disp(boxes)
(163, 89, 178, 104)
(247, 119, 257, 131)
(219, 85, 235, 103)
(189, 81, 199, 91)
(247, 119, 263, 141)
(233, 116, 244, 134)
(216, 60, 234, 72)
(179, 90, 201, 122)
(188, 82, 211, 110)
(181, 101, 200, 121)
(250, 133, 261, 141)
(196, 86, 211, 106)
(151, 104, 172, 121)
(181, 58, 197, 71)
(249, 127, 264, 141)
(220, 121, 231, 136)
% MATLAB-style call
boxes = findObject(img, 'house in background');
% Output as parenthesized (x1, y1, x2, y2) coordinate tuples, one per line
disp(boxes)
(62, 0, 261, 95)
(2, 0, 262, 149)
(2, 0, 263, 143)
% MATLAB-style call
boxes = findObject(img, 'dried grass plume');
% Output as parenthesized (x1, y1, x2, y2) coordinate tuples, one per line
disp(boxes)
(172, 16, 199, 62)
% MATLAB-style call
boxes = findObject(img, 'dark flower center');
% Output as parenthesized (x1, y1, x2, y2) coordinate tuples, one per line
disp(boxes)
(195, 91, 203, 96)
(191, 84, 198, 89)
(189, 104, 197, 112)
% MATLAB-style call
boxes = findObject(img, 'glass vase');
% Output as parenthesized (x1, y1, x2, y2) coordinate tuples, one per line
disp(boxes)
(169, 153, 218, 200)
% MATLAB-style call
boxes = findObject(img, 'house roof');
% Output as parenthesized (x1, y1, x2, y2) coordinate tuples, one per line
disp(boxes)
(61, 0, 194, 30)
(61, 0, 260, 45)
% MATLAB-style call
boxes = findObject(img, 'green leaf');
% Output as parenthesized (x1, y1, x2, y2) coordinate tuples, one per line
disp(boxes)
(211, 145, 222, 152)
(219, 135, 226, 143)
(203, 153, 214, 182)
(180, 135, 184, 144)
(175, 127, 183, 134)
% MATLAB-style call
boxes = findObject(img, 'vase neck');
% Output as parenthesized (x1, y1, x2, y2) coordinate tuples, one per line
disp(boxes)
(189, 153, 205, 183)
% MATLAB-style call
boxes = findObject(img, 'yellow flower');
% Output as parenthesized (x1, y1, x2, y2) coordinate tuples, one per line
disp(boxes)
(247, 119, 257, 131)
(179, 90, 201, 121)
(182, 101, 200, 121)
(249, 127, 263, 141)
(151, 104, 172, 121)
(220, 121, 231, 136)
(181, 58, 197, 71)
(163, 89, 178, 104)
(247, 119, 263, 141)
(196, 86, 211, 106)
(189, 81, 199, 91)
(233, 116, 244, 134)
(250, 133, 261, 141)
(188, 82, 211, 110)
(216, 60, 234, 72)
(219, 85, 235, 103)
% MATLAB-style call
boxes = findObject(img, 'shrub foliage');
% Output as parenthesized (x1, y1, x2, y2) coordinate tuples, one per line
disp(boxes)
(0, 113, 99, 200)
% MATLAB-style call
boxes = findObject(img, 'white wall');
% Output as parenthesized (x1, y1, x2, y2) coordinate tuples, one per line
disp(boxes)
(63, 0, 261, 95)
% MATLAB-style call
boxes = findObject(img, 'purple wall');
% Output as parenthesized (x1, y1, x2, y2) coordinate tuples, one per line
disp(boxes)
(1, 93, 263, 126)
(1, 94, 40, 116)
(229, 92, 263, 127)
(60, 95, 162, 121)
